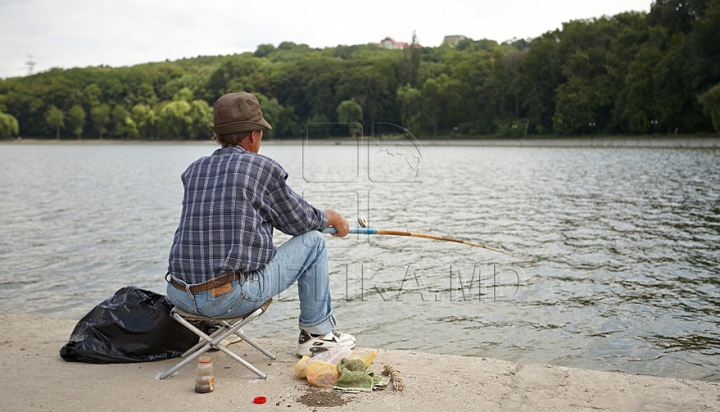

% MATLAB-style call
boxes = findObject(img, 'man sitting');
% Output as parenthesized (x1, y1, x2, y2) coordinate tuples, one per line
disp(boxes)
(165, 92, 355, 356)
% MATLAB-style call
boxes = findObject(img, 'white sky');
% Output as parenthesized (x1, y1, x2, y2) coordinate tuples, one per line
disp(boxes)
(0, 0, 652, 79)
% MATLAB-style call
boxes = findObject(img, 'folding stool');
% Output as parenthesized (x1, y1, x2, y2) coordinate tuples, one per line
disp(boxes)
(159, 299, 276, 380)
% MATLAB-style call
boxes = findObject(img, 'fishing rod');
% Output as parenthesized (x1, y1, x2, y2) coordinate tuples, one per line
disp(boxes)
(323, 218, 529, 262)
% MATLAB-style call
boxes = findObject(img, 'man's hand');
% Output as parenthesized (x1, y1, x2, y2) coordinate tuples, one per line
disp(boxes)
(324, 210, 350, 237)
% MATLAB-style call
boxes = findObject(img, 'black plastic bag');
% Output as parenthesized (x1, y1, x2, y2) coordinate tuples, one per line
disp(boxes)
(60, 286, 198, 363)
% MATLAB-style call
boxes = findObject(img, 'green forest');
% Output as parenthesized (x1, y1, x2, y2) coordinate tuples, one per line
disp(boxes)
(1, 0, 719, 140)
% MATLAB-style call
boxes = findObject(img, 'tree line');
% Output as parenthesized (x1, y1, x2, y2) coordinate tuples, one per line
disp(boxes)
(1, 0, 719, 140)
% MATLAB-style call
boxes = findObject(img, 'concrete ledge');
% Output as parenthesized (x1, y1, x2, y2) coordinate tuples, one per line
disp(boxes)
(1, 313, 718, 411)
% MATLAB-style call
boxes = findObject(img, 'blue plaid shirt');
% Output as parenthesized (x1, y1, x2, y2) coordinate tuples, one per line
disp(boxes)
(168, 145, 328, 284)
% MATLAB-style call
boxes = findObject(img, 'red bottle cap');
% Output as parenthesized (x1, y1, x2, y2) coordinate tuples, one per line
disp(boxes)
(253, 396, 267, 404)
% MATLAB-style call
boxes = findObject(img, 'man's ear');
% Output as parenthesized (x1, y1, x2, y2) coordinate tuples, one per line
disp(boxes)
(250, 130, 262, 142)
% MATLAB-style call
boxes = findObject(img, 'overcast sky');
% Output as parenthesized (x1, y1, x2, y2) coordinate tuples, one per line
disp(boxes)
(0, 0, 652, 79)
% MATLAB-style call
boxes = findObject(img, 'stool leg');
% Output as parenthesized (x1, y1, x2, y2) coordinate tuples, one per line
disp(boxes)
(216, 344, 267, 379)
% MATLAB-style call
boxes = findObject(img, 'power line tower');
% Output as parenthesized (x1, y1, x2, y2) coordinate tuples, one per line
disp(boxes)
(26, 55, 36, 76)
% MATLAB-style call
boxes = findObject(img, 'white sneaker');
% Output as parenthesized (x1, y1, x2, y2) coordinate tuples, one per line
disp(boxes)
(297, 330, 356, 357)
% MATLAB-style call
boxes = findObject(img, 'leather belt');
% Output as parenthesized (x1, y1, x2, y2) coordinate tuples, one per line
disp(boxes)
(167, 272, 246, 293)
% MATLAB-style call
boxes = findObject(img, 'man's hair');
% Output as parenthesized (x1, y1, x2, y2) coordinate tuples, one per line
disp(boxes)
(212, 131, 252, 147)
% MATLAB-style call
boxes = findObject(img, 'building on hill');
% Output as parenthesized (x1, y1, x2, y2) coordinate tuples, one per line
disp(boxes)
(443, 35, 467, 47)
(378, 37, 408, 50)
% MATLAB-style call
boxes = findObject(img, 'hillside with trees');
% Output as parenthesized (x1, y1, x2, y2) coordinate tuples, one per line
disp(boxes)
(1, 0, 718, 140)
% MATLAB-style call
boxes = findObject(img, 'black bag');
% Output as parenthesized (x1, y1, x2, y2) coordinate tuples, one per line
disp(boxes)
(59, 286, 198, 363)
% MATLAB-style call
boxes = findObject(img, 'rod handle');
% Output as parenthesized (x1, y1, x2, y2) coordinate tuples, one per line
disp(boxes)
(322, 227, 376, 235)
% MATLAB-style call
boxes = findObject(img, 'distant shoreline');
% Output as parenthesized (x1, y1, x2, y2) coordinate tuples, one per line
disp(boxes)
(2, 136, 719, 148)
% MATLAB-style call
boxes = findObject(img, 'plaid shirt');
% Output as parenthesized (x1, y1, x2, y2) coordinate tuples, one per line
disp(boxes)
(168, 146, 328, 284)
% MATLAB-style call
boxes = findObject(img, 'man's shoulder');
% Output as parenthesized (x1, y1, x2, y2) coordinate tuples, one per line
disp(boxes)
(246, 151, 287, 174)
(248, 151, 280, 166)
(184, 147, 285, 174)
(213, 148, 287, 175)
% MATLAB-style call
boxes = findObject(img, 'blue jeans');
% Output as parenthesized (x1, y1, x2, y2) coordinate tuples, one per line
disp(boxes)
(166, 231, 336, 335)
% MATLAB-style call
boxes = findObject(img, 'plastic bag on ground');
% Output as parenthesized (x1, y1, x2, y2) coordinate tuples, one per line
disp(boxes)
(295, 346, 379, 387)
(309, 344, 352, 365)
(296, 344, 352, 378)
(305, 360, 340, 388)
(295, 356, 312, 378)
(59, 286, 198, 363)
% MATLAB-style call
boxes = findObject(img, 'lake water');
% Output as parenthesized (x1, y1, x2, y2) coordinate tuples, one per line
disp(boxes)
(0, 141, 718, 381)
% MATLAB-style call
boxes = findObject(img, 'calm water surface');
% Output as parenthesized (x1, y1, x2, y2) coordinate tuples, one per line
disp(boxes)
(0, 142, 718, 381)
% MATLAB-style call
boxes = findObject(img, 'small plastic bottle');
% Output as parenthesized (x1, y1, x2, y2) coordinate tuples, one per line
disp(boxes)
(195, 356, 214, 393)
